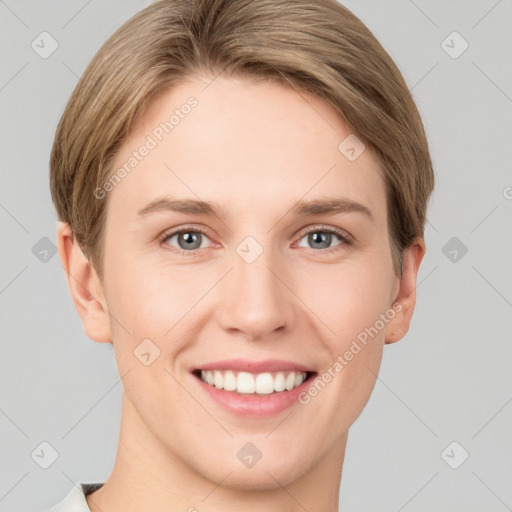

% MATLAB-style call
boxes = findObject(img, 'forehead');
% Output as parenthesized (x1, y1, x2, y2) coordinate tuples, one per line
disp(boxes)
(106, 76, 386, 226)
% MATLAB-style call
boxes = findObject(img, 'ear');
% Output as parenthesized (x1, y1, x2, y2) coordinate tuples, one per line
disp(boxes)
(384, 237, 426, 344)
(56, 221, 112, 343)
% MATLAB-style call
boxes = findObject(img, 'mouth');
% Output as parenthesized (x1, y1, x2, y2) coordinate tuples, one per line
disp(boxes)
(191, 368, 317, 396)
(189, 358, 318, 417)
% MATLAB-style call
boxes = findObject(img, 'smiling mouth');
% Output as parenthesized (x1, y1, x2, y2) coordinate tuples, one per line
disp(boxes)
(192, 369, 316, 395)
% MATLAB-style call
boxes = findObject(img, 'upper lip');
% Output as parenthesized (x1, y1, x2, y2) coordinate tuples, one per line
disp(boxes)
(193, 358, 315, 373)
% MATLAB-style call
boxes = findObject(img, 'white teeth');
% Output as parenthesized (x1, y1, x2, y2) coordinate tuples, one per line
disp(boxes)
(255, 373, 274, 394)
(223, 370, 237, 391)
(285, 372, 295, 391)
(198, 369, 309, 394)
(214, 370, 223, 389)
(237, 372, 255, 393)
(294, 372, 305, 387)
(274, 372, 286, 392)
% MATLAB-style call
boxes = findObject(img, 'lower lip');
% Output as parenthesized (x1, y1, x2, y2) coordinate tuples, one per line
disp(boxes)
(191, 372, 314, 418)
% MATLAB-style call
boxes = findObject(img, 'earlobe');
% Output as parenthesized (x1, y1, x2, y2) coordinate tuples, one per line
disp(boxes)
(56, 221, 112, 344)
(384, 237, 426, 344)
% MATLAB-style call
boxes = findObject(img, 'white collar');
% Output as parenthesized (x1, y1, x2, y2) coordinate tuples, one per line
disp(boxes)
(47, 483, 104, 512)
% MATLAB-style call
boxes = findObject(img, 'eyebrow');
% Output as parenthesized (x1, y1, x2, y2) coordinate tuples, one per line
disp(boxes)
(136, 196, 373, 221)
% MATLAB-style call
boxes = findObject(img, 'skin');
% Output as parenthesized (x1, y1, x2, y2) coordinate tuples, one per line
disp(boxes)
(57, 75, 425, 512)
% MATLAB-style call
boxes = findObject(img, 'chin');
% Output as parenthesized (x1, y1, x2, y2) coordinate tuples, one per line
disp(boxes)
(195, 449, 311, 492)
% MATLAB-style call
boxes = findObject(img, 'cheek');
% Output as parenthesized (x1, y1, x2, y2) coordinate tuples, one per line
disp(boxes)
(297, 257, 393, 345)
(296, 259, 391, 417)
(105, 252, 198, 335)
(104, 259, 219, 389)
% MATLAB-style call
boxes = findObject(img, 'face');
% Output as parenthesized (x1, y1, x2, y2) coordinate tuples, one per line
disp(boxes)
(86, 75, 410, 489)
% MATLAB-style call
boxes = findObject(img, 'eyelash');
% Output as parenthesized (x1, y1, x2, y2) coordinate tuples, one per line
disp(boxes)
(158, 224, 354, 257)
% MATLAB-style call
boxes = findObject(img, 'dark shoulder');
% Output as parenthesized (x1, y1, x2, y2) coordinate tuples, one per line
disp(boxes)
(82, 483, 104, 496)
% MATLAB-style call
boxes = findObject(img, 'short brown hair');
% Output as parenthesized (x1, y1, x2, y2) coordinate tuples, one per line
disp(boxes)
(50, 0, 434, 281)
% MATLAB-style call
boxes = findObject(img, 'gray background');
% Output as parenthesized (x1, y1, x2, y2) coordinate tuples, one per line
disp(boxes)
(1, 0, 511, 510)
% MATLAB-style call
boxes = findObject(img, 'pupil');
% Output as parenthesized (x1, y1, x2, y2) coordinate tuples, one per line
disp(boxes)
(181, 232, 200, 249)
(310, 232, 330, 248)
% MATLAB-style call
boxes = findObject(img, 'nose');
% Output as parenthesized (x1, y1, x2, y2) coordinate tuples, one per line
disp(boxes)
(217, 239, 295, 341)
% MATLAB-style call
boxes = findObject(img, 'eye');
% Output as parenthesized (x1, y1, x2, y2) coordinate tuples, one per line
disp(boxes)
(159, 226, 212, 256)
(159, 224, 353, 257)
(295, 225, 353, 253)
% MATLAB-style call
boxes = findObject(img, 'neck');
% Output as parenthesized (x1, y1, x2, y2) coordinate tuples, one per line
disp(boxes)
(86, 392, 347, 512)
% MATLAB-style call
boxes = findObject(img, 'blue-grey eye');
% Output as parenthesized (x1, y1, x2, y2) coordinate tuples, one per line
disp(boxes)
(297, 229, 344, 250)
(163, 230, 209, 251)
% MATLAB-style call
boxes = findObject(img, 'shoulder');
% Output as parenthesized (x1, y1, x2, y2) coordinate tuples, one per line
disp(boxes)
(46, 482, 104, 512)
